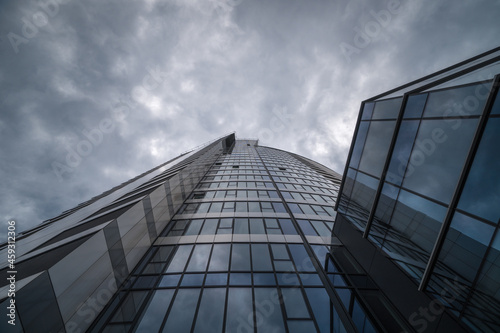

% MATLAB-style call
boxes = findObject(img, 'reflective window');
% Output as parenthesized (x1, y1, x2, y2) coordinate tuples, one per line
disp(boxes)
(209, 244, 230, 271)
(226, 288, 253, 332)
(402, 118, 478, 204)
(358, 120, 397, 178)
(424, 83, 490, 117)
(281, 288, 310, 318)
(135, 289, 174, 332)
(252, 244, 273, 271)
(186, 244, 211, 272)
(361, 102, 374, 120)
(371, 97, 402, 119)
(385, 120, 420, 186)
(193, 289, 226, 333)
(166, 245, 193, 273)
(162, 289, 200, 333)
(403, 93, 427, 118)
(458, 118, 500, 222)
(254, 288, 285, 332)
(231, 244, 251, 271)
(349, 122, 370, 169)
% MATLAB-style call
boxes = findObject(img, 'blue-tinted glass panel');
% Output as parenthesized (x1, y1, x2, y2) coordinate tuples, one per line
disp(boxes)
(385, 120, 420, 186)
(288, 244, 315, 272)
(159, 274, 181, 287)
(434, 212, 494, 283)
(279, 219, 297, 235)
(402, 118, 478, 204)
(305, 288, 331, 333)
(281, 288, 310, 318)
(200, 219, 218, 234)
(166, 245, 193, 273)
(254, 288, 286, 333)
(162, 289, 200, 333)
(135, 289, 174, 333)
(193, 288, 226, 333)
(234, 218, 249, 234)
(209, 244, 230, 271)
(277, 273, 300, 286)
(287, 321, 316, 333)
(226, 288, 254, 332)
(252, 244, 273, 271)
(230, 273, 252, 285)
(271, 244, 289, 260)
(349, 122, 370, 169)
(250, 218, 266, 234)
(373, 182, 399, 223)
(372, 97, 402, 119)
(424, 83, 490, 117)
(185, 220, 203, 235)
(181, 274, 205, 286)
(389, 190, 447, 256)
(404, 93, 427, 118)
(298, 220, 318, 236)
(253, 273, 276, 285)
(186, 244, 211, 272)
(205, 273, 228, 286)
(361, 102, 374, 120)
(458, 118, 500, 222)
(358, 120, 397, 178)
(231, 244, 251, 271)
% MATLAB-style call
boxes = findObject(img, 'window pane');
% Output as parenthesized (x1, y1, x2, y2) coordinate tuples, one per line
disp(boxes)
(162, 289, 200, 333)
(372, 97, 402, 119)
(404, 93, 427, 118)
(209, 244, 230, 271)
(252, 244, 273, 271)
(349, 121, 370, 169)
(358, 120, 397, 178)
(226, 288, 253, 332)
(234, 218, 249, 234)
(458, 117, 500, 222)
(135, 289, 175, 333)
(288, 244, 315, 272)
(254, 288, 285, 333)
(402, 118, 478, 204)
(271, 244, 289, 260)
(186, 244, 212, 272)
(281, 288, 310, 318)
(424, 83, 489, 117)
(361, 102, 374, 120)
(166, 245, 193, 273)
(200, 219, 218, 235)
(250, 218, 266, 234)
(231, 244, 251, 271)
(185, 220, 203, 235)
(193, 288, 226, 333)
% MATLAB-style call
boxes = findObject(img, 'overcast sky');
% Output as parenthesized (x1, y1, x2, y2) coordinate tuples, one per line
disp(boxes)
(1, 0, 499, 235)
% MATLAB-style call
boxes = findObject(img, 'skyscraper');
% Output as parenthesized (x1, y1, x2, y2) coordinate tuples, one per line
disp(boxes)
(1, 47, 500, 333)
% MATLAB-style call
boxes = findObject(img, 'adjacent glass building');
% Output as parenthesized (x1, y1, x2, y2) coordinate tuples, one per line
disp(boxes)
(335, 46, 500, 332)
(1, 47, 499, 333)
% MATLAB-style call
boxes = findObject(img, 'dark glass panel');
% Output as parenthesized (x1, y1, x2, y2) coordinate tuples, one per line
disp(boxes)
(230, 273, 252, 285)
(186, 244, 212, 272)
(434, 212, 494, 283)
(361, 102, 375, 120)
(252, 244, 273, 271)
(234, 218, 249, 234)
(385, 120, 420, 186)
(458, 117, 500, 222)
(181, 274, 205, 286)
(298, 220, 318, 236)
(200, 219, 218, 235)
(372, 97, 402, 119)
(165, 245, 193, 273)
(185, 220, 203, 235)
(205, 273, 228, 286)
(193, 288, 226, 333)
(281, 288, 310, 318)
(271, 244, 289, 260)
(135, 289, 174, 333)
(209, 244, 230, 271)
(424, 83, 490, 117)
(349, 122, 370, 169)
(404, 93, 427, 118)
(162, 289, 200, 333)
(279, 219, 297, 235)
(492, 90, 500, 114)
(254, 288, 286, 333)
(287, 321, 316, 333)
(253, 273, 276, 286)
(358, 120, 397, 178)
(288, 244, 315, 272)
(402, 118, 478, 204)
(159, 274, 181, 288)
(231, 244, 251, 271)
(250, 218, 266, 234)
(305, 288, 331, 333)
(226, 288, 254, 332)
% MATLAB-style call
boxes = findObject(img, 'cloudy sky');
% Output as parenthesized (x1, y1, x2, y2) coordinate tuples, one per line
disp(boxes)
(0, 0, 499, 235)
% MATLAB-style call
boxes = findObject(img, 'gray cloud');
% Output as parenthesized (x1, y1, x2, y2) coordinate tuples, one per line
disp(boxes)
(1, 0, 499, 235)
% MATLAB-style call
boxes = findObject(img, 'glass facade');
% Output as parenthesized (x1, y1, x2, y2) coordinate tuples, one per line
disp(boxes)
(337, 48, 500, 332)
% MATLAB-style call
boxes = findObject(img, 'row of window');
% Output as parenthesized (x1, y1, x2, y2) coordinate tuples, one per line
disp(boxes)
(203, 175, 271, 181)
(276, 182, 338, 195)
(198, 181, 274, 189)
